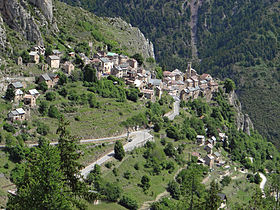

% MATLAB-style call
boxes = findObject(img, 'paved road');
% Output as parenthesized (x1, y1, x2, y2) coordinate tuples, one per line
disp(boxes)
(0, 131, 142, 148)
(259, 172, 267, 197)
(81, 130, 153, 178)
(165, 97, 180, 120)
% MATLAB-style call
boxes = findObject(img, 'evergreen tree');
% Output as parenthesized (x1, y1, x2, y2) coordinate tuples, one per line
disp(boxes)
(56, 119, 86, 198)
(7, 142, 71, 209)
(205, 181, 221, 210)
(83, 65, 97, 82)
(141, 175, 151, 191)
(114, 140, 125, 161)
(5, 88, 15, 101)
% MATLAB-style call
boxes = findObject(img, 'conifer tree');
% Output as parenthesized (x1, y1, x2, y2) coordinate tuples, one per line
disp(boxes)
(114, 140, 125, 161)
(56, 118, 86, 197)
(7, 141, 71, 209)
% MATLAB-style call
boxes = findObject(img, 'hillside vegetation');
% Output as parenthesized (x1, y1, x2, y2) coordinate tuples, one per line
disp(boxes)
(59, 0, 280, 148)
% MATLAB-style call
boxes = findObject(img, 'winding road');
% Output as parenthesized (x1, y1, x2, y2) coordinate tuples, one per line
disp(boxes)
(81, 130, 153, 178)
(259, 172, 267, 197)
(164, 97, 180, 120)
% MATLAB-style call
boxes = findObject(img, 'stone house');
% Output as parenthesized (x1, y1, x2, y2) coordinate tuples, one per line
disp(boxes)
(8, 108, 26, 122)
(8, 82, 24, 90)
(141, 89, 154, 100)
(100, 57, 114, 74)
(38, 73, 59, 88)
(29, 51, 40, 64)
(209, 81, 219, 92)
(191, 76, 199, 87)
(128, 58, 138, 69)
(172, 69, 183, 81)
(204, 144, 213, 154)
(52, 50, 62, 57)
(119, 55, 128, 64)
(205, 154, 215, 168)
(196, 135, 205, 145)
(31, 46, 45, 55)
(200, 73, 212, 82)
(23, 94, 36, 107)
(47, 55, 60, 69)
(63, 61, 74, 75)
(14, 89, 24, 102)
(28, 89, 40, 98)
(155, 86, 162, 98)
(148, 79, 162, 89)
(213, 152, 221, 162)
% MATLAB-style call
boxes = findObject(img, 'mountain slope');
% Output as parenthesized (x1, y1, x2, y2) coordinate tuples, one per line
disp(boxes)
(59, 0, 280, 148)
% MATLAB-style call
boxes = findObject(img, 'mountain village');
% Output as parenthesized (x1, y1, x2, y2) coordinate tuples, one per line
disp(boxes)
(0, 46, 227, 171)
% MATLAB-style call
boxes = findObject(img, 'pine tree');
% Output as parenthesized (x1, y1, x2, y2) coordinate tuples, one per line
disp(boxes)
(205, 180, 221, 210)
(7, 142, 71, 209)
(114, 140, 125, 161)
(56, 118, 86, 197)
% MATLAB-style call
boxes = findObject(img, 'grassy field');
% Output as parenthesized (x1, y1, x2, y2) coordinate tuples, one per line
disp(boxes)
(28, 81, 147, 142)
(100, 137, 181, 208)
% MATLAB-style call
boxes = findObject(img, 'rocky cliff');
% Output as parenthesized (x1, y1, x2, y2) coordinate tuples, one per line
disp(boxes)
(28, 0, 53, 22)
(228, 91, 254, 135)
(108, 17, 155, 59)
(0, 15, 7, 52)
(0, 0, 44, 45)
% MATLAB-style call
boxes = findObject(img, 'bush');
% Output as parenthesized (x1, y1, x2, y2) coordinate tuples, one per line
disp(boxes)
(45, 92, 56, 101)
(167, 180, 180, 200)
(220, 176, 231, 187)
(123, 171, 131, 179)
(48, 105, 61, 118)
(39, 101, 49, 115)
(37, 82, 48, 92)
(105, 162, 113, 169)
(3, 123, 15, 133)
(119, 196, 138, 210)
(36, 123, 50, 136)
(134, 163, 140, 170)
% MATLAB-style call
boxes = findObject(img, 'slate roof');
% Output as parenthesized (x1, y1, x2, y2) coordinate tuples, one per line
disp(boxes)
(149, 79, 162, 86)
(100, 57, 110, 63)
(41, 73, 51, 81)
(48, 55, 60, 60)
(29, 89, 39, 95)
(11, 82, 23, 89)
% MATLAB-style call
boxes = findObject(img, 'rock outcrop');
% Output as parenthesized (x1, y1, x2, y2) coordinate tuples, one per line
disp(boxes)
(0, 0, 44, 45)
(228, 91, 254, 135)
(0, 15, 7, 52)
(28, 0, 53, 22)
(108, 17, 155, 59)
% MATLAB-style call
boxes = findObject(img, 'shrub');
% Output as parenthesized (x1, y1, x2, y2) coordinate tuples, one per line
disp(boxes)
(39, 101, 49, 115)
(45, 92, 56, 101)
(105, 162, 113, 169)
(119, 196, 138, 210)
(3, 123, 15, 133)
(123, 171, 131, 179)
(220, 176, 231, 187)
(36, 123, 50, 136)
(48, 105, 61, 118)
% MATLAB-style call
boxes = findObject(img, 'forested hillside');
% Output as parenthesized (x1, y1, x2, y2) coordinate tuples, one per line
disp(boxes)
(60, 0, 280, 148)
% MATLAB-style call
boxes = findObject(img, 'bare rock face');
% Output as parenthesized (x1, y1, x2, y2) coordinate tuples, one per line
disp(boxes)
(228, 91, 254, 135)
(0, 0, 44, 45)
(0, 15, 7, 51)
(28, 0, 53, 22)
(108, 17, 155, 59)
